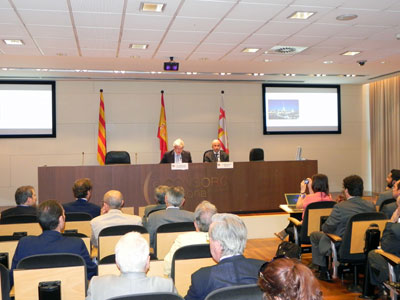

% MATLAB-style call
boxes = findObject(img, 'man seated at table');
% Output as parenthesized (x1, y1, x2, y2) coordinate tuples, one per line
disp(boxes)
(377, 169, 400, 206)
(203, 139, 229, 162)
(379, 180, 400, 219)
(63, 178, 101, 218)
(1, 185, 37, 219)
(163, 200, 217, 277)
(90, 190, 142, 248)
(160, 138, 192, 163)
(145, 186, 194, 250)
(185, 213, 264, 300)
(86, 232, 177, 300)
(10, 200, 97, 285)
(142, 185, 169, 226)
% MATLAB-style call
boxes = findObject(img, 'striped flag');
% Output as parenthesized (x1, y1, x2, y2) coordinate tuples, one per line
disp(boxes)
(97, 89, 107, 165)
(157, 90, 168, 159)
(218, 91, 229, 154)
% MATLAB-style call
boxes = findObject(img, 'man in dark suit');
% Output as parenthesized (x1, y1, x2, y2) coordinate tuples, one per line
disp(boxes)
(10, 200, 97, 286)
(310, 175, 376, 281)
(376, 169, 400, 206)
(203, 139, 229, 162)
(63, 178, 101, 218)
(160, 138, 192, 163)
(379, 180, 400, 219)
(142, 185, 168, 226)
(185, 213, 264, 300)
(0, 186, 37, 219)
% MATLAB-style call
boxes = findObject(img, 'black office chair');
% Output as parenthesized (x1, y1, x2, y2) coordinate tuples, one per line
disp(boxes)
(105, 151, 131, 165)
(65, 212, 92, 221)
(249, 148, 264, 161)
(203, 150, 213, 162)
(17, 253, 86, 270)
(99, 225, 148, 236)
(156, 222, 196, 234)
(108, 292, 184, 300)
(0, 214, 37, 224)
(204, 284, 263, 300)
(99, 254, 115, 264)
(0, 263, 10, 300)
(379, 198, 397, 219)
(171, 244, 212, 280)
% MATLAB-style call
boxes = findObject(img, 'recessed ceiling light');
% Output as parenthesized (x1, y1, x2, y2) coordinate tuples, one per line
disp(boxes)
(381, 61, 385, 64)
(3, 39, 24, 45)
(396, 33, 400, 40)
(264, 59, 271, 62)
(242, 48, 260, 53)
(341, 51, 360, 56)
(140, 2, 165, 12)
(129, 44, 148, 49)
(336, 14, 358, 21)
(323, 60, 333, 64)
(56, 53, 67, 56)
(288, 11, 315, 20)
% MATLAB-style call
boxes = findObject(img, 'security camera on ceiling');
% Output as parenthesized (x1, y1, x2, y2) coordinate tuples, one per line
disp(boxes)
(164, 57, 179, 71)
(357, 60, 367, 66)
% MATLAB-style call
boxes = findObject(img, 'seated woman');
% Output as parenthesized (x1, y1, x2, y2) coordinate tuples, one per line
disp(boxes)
(275, 174, 332, 240)
(258, 257, 322, 300)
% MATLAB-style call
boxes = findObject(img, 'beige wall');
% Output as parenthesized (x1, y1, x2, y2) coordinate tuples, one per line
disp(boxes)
(0, 80, 370, 206)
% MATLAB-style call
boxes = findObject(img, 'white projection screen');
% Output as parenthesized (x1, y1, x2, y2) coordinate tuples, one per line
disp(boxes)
(0, 81, 56, 138)
(262, 84, 341, 135)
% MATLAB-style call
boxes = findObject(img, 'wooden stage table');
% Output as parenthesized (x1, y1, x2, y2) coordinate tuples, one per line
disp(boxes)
(38, 160, 317, 213)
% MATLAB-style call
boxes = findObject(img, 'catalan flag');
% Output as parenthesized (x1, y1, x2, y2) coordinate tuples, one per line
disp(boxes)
(97, 89, 107, 165)
(157, 90, 168, 159)
(218, 91, 229, 154)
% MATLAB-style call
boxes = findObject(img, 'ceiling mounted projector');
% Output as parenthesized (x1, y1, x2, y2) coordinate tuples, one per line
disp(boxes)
(164, 56, 179, 71)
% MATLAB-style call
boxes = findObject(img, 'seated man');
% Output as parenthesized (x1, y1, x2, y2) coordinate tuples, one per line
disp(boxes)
(164, 201, 217, 277)
(10, 200, 97, 285)
(203, 139, 229, 162)
(1, 185, 37, 219)
(142, 185, 169, 226)
(185, 213, 264, 300)
(377, 169, 400, 206)
(145, 186, 194, 250)
(90, 190, 142, 248)
(160, 138, 192, 163)
(63, 178, 101, 218)
(310, 175, 376, 282)
(86, 232, 176, 300)
(380, 180, 400, 219)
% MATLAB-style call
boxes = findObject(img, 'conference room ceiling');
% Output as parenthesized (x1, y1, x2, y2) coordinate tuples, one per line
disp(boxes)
(0, 0, 400, 84)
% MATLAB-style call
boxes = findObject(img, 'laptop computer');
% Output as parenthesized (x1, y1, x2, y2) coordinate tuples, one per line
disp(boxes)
(284, 193, 300, 208)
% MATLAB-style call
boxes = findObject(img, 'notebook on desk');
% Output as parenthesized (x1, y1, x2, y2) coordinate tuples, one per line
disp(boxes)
(284, 193, 300, 208)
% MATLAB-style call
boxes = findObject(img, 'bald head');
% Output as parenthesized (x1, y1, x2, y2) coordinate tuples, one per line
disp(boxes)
(212, 139, 221, 152)
(103, 190, 124, 209)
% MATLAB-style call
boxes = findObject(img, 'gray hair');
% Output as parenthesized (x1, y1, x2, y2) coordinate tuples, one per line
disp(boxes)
(166, 186, 184, 207)
(154, 185, 169, 204)
(115, 232, 149, 273)
(194, 201, 217, 232)
(15, 186, 34, 205)
(209, 213, 247, 256)
(103, 190, 124, 209)
(173, 138, 184, 148)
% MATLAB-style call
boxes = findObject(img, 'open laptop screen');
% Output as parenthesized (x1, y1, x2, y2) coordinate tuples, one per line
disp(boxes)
(284, 194, 300, 206)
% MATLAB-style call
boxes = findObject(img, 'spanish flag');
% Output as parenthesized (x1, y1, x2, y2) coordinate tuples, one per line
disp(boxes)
(157, 91, 168, 159)
(97, 89, 107, 165)
(218, 91, 229, 154)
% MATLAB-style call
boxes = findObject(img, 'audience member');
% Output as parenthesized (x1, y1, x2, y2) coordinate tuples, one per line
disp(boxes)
(90, 190, 142, 247)
(258, 257, 322, 300)
(310, 175, 375, 282)
(142, 185, 169, 226)
(63, 178, 101, 218)
(203, 139, 229, 162)
(185, 213, 264, 300)
(275, 174, 332, 240)
(86, 232, 176, 300)
(1, 185, 37, 219)
(145, 186, 194, 249)
(377, 169, 400, 206)
(380, 180, 400, 218)
(164, 200, 217, 276)
(160, 138, 192, 163)
(10, 200, 97, 285)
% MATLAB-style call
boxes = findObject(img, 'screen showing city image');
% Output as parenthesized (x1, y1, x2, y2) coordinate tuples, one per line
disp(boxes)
(262, 84, 341, 134)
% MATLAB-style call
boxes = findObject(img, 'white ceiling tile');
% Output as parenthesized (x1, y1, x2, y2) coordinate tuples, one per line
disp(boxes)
(81, 49, 117, 57)
(368, 28, 400, 41)
(170, 16, 219, 31)
(35, 38, 76, 49)
(42, 48, 79, 56)
(0, 8, 19, 23)
(73, 12, 122, 28)
(279, 35, 326, 47)
(0, 24, 26, 36)
(70, 0, 124, 13)
(257, 21, 309, 35)
(18, 10, 71, 26)
(13, 0, 68, 11)
(189, 52, 225, 60)
(386, 2, 400, 11)
(158, 42, 197, 52)
(339, 0, 399, 10)
(215, 19, 265, 34)
(155, 51, 193, 61)
(196, 43, 236, 53)
(29, 25, 74, 38)
(336, 25, 390, 39)
(297, 23, 349, 36)
(301, 46, 344, 56)
(0, 0, 11, 9)
(205, 32, 247, 44)
(245, 34, 288, 45)
(317, 37, 363, 48)
(124, 14, 172, 30)
(122, 29, 165, 42)
(178, 0, 236, 18)
(164, 31, 208, 43)
(117, 50, 153, 58)
(80, 39, 118, 49)
(76, 27, 120, 40)
(226, 2, 286, 21)
(1, 46, 41, 55)
(292, 0, 347, 6)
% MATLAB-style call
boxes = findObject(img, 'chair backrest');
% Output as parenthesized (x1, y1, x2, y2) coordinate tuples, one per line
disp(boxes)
(204, 284, 263, 300)
(300, 201, 336, 242)
(99, 225, 148, 236)
(105, 151, 131, 165)
(0, 214, 37, 224)
(64, 220, 92, 237)
(108, 292, 184, 300)
(0, 239, 21, 269)
(16, 253, 86, 270)
(65, 212, 92, 221)
(339, 212, 388, 262)
(379, 198, 396, 212)
(379, 198, 397, 219)
(171, 244, 211, 280)
(0, 263, 10, 300)
(0, 222, 42, 236)
(249, 148, 264, 161)
(203, 150, 213, 162)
